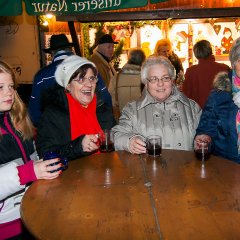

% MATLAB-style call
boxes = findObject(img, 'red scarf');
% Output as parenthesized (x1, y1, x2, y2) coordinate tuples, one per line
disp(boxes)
(66, 93, 102, 140)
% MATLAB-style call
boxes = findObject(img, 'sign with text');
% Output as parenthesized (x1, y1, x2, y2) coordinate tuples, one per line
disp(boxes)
(24, 0, 148, 15)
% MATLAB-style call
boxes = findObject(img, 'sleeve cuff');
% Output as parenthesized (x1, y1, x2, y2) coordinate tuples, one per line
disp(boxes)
(17, 160, 37, 185)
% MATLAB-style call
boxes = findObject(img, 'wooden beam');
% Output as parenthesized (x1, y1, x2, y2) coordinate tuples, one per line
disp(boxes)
(57, 7, 240, 23)
(68, 21, 81, 56)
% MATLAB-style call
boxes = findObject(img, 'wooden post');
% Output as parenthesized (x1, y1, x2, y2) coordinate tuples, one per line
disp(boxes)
(68, 21, 81, 56)
(188, 22, 193, 68)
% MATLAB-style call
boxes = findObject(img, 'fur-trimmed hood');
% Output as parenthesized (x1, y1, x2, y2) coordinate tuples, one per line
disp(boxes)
(212, 71, 231, 92)
(121, 63, 141, 75)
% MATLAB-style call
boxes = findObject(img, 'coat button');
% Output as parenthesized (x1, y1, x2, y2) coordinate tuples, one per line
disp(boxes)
(178, 143, 181, 146)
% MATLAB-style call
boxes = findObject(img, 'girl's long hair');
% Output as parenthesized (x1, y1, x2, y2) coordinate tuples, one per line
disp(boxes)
(0, 60, 34, 140)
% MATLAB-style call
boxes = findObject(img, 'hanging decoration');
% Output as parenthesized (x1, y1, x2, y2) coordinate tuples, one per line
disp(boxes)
(213, 24, 221, 35)
(161, 20, 169, 38)
(209, 18, 215, 26)
(235, 19, 240, 32)
(82, 20, 163, 58)
(209, 18, 221, 36)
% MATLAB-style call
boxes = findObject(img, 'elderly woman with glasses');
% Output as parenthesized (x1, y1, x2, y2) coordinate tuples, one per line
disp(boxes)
(36, 55, 115, 160)
(112, 56, 201, 154)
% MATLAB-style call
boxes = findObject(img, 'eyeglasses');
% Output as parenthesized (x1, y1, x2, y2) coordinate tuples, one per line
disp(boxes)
(146, 76, 171, 84)
(73, 76, 98, 85)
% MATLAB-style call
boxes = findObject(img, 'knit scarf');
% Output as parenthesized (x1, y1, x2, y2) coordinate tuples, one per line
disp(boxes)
(66, 93, 102, 140)
(232, 70, 240, 154)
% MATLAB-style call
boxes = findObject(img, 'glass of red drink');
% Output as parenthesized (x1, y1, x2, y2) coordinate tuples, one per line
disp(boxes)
(98, 129, 114, 153)
(194, 140, 211, 161)
(146, 135, 162, 157)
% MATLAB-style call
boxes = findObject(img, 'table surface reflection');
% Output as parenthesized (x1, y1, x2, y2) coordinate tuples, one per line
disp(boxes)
(21, 150, 240, 240)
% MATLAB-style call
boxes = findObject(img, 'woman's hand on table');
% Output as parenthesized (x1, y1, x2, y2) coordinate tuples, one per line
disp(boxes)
(129, 136, 146, 154)
(82, 134, 99, 152)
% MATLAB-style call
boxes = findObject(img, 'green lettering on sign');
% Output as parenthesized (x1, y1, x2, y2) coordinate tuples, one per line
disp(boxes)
(24, 0, 148, 15)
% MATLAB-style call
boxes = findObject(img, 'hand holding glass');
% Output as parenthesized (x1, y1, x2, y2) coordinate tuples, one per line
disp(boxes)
(98, 130, 114, 153)
(194, 140, 211, 161)
(43, 151, 68, 172)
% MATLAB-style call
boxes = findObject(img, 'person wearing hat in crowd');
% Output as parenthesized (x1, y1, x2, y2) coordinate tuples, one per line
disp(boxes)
(28, 34, 74, 127)
(89, 34, 118, 88)
(36, 55, 115, 160)
(183, 39, 230, 108)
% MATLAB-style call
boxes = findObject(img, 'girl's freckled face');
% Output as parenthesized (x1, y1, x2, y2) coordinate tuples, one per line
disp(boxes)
(0, 72, 15, 112)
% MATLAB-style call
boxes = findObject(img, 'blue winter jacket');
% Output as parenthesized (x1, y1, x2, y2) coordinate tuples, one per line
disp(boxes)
(196, 72, 240, 163)
(28, 51, 73, 127)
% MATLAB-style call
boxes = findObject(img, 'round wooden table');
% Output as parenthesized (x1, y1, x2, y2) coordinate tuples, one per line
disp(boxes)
(21, 150, 240, 240)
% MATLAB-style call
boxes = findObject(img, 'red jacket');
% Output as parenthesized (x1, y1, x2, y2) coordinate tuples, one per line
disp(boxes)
(182, 55, 230, 108)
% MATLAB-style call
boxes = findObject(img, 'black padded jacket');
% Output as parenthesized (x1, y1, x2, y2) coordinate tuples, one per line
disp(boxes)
(36, 86, 116, 160)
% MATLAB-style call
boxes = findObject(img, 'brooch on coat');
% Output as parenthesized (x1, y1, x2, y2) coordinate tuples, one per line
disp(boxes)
(170, 113, 179, 122)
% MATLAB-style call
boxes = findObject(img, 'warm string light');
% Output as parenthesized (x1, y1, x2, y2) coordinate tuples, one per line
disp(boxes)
(46, 14, 53, 19)
(39, 14, 54, 26)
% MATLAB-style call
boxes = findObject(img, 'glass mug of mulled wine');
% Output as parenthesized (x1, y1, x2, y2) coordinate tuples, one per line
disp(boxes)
(98, 129, 114, 153)
(194, 140, 211, 161)
(146, 135, 162, 157)
(43, 151, 68, 173)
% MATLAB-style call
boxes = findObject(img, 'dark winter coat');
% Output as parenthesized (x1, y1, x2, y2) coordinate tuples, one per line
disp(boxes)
(36, 86, 116, 160)
(0, 113, 36, 165)
(196, 71, 240, 163)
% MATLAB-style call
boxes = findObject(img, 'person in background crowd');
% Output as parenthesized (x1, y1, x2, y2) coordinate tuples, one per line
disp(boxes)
(0, 61, 61, 239)
(36, 55, 115, 160)
(183, 39, 230, 109)
(154, 38, 184, 89)
(89, 34, 117, 88)
(108, 48, 146, 120)
(195, 37, 240, 163)
(113, 56, 201, 154)
(28, 34, 113, 127)
(95, 73, 113, 108)
(28, 34, 74, 127)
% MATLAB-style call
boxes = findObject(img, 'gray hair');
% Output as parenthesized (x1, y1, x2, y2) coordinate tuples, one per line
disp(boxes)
(128, 49, 146, 66)
(229, 37, 240, 69)
(141, 56, 176, 84)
